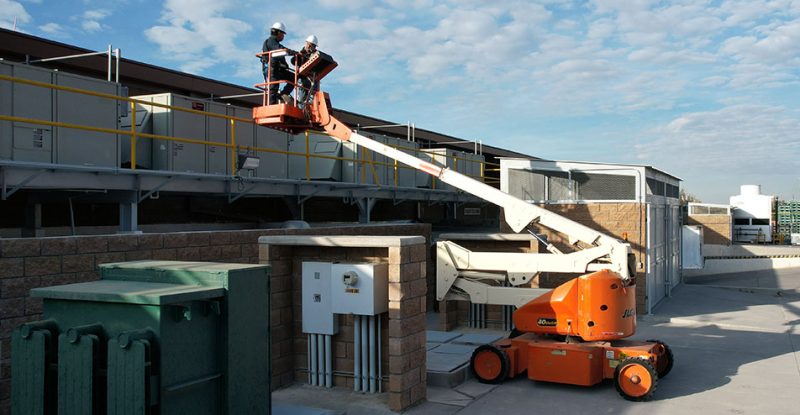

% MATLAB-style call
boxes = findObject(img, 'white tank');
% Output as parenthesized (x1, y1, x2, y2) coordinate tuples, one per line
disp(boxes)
(740, 184, 761, 197)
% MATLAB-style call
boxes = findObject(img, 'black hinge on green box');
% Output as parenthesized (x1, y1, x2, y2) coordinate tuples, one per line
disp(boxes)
(11, 320, 58, 415)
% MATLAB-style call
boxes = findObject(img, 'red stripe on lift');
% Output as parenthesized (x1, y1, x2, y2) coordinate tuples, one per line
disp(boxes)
(419, 163, 442, 176)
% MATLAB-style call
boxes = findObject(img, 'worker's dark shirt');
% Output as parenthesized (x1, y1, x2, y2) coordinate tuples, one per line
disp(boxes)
(262, 35, 289, 70)
(291, 47, 316, 68)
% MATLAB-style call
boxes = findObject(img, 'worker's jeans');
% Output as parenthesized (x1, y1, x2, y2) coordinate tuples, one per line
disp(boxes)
(263, 65, 294, 104)
(297, 77, 318, 105)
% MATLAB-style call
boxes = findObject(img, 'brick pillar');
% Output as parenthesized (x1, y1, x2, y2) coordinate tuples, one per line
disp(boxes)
(260, 244, 296, 389)
(386, 244, 427, 411)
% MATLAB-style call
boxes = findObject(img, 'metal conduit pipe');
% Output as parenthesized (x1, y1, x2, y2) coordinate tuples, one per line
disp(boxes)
(317, 334, 325, 387)
(354, 316, 361, 392)
(325, 334, 332, 388)
(360, 314, 369, 391)
(469, 303, 475, 328)
(369, 315, 377, 393)
(378, 316, 383, 393)
(310, 333, 318, 386)
(307, 335, 312, 384)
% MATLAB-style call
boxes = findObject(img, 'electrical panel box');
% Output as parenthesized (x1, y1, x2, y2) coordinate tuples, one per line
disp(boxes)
(302, 262, 338, 335)
(331, 263, 388, 316)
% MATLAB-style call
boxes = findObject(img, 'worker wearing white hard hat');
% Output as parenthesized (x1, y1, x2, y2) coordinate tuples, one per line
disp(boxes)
(292, 35, 320, 105)
(261, 21, 296, 105)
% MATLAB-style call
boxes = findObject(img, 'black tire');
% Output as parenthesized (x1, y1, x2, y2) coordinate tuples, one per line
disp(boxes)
(646, 339, 674, 379)
(470, 344, 509, 384)
(614, 357, 658, 401)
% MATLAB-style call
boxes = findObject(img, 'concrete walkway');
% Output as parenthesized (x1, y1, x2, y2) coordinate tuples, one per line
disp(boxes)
(685, 266, 800, 294)
(273, 284, 800, 414)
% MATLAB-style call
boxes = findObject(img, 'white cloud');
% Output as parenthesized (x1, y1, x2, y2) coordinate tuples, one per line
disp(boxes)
(317, 0, 371, 10)
(0, 0, 31, 30)
(77, 8, 110, 33)
(637, 104, 800, 172)
(144, 0, 255, 77)
(39, 22, 67, 37)
(720, 20, 800, 65)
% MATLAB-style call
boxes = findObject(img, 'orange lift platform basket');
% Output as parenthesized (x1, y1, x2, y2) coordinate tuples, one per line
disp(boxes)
(253, 49, 337, 134)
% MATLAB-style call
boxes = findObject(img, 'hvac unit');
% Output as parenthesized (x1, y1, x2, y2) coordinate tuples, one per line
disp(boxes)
(342, 132, 387, 185)
(119, 103, 154, 169)
(384, 136, 420, 188)
(253, 121, 289, 179)
(288, 132, 342, 180)
(132, 93, 209, 174)
(0, 60, 124, 167)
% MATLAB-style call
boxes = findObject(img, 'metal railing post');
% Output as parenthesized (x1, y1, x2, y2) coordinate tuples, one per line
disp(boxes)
(114, 48, 120, 83)
(305, 130, 310, 180)
(230, 119, 237, 176)
(130, 101, 136, 170)
(107, 44, 112, 82)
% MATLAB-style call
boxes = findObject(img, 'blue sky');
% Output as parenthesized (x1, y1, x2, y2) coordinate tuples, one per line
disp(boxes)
(2, 0, 799, 203)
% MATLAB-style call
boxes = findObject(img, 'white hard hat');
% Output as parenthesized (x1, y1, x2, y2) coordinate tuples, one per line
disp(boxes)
(271, 22, 286, 33)
(306, 35, 318, 46)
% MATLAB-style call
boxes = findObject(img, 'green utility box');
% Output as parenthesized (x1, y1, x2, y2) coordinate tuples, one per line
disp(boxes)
(11, 261, 271, 415)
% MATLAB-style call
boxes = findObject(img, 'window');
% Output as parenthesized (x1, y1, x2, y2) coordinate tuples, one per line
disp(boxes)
(507, 169, 545, 200)
(734, 218, 750, 225)
(507, 168, 636, 202)
(751, 218, 769, 225)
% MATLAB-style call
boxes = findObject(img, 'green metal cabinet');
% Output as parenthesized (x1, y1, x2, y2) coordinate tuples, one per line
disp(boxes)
(11, 261, 271, 415)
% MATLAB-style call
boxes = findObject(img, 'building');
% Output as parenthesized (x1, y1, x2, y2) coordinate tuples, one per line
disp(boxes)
(499, 159, 682, 313)
(730, 185, 774, 243)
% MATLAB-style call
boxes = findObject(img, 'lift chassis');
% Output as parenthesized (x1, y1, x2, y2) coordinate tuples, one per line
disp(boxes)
(252, 50, 673, 400)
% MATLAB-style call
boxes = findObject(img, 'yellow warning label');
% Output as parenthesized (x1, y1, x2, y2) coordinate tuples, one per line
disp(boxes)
(609, 359, 619, 368)
(551, 350, 566, 356)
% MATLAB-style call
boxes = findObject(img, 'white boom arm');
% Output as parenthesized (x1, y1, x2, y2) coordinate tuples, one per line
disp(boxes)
(312, 95, 634, 307)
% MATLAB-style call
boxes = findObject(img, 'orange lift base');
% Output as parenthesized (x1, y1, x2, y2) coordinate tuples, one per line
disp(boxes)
(472, 333, 673, 401)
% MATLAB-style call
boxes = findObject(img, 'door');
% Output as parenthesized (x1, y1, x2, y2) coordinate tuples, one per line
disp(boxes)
(647, 203, 667, 312)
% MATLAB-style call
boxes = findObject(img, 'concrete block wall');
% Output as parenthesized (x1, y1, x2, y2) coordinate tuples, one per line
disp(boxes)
(687, 214, 732, 245)
(0, 223, 430, 414)
(260, 237, 428, 412)
(501, 203, 649, 313)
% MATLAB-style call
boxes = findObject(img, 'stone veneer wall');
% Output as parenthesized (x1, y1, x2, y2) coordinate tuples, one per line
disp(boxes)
(0, 223, 430, 415)
(259, 236, 428, 412)
(687, 214, 732, 246)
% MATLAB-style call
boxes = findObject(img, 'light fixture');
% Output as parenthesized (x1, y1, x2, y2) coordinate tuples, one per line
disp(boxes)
(237, 154, 260, 171)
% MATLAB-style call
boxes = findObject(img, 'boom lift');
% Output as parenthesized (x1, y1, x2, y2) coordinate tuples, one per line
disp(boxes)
(253, 49, 673, 401)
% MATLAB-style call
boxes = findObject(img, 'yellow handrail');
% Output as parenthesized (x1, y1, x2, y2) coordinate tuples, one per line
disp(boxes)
(0, 73, 491, 182)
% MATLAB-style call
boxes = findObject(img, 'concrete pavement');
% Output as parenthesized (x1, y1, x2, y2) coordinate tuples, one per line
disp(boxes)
(273, 283, 800, 414)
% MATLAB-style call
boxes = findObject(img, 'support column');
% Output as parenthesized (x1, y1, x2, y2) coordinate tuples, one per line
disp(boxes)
(281, 196, 302, 220)
(118, 193, 141, 234)
(22, 203, 44, 237)
(356, 197, 376, 223)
